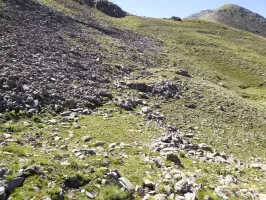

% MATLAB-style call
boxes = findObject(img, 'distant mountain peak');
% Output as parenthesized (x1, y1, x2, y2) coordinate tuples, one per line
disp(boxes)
(187, 4, 266, 37)
(217, 4, 241, 10)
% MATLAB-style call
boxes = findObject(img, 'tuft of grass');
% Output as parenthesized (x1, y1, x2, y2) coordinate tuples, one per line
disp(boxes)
(2, 145, 26, 156)
(197, 189, 222, 200)
(38, 0, 75, 16)
(32, 115, 42, 123)
(0, 0, 5, 9)
(97, 184, 132, 200)
(179, 151, 186, 158)
(4, 123, 20, 133)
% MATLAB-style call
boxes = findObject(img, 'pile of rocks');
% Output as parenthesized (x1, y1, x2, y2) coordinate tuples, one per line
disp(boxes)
(0, 0, 149, 113)
(116, 80, 182, 99)
(0, 166, 44, 199)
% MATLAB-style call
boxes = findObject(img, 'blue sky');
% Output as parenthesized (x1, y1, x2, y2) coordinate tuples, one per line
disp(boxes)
(112, 0, 266, 18)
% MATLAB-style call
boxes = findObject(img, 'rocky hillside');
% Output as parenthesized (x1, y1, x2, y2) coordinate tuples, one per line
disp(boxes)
(187, 4, 266, 38)
(1, 0, 266, 200)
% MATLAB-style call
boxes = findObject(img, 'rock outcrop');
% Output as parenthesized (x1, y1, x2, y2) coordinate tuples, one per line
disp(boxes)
(74, 0, 127, 18)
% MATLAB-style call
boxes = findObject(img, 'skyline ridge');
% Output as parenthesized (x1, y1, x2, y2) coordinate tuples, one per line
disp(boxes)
(112, 0, 266, 19)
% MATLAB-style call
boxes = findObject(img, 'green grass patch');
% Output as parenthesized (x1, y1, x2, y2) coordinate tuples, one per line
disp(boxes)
(2, 145, 26, 156)
(97, 184, 133, 200)
(38, 0, 75, 16)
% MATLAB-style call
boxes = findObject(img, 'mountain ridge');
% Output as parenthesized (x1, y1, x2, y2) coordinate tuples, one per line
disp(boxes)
(187, 4, 266, 37)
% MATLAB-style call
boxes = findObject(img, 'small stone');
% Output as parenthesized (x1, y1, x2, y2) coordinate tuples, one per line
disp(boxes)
(185, 193, 196, 200)
(21, 84, 30, 92)
(61, 161, 71, 166)
(135, 185, 145, 197)
(0, 187, 6, 200)
(259, 194, 266, 200)
(108, 143, 117, 148)
(73, 123, 81, 129)
(103, 160, 110, 167)
(166, 153, 181, 165)
(175, 196, 185, 200)
(203, 195, 211, 200)
(154, 194, 168, 200)
(33, 186, 40, 192)
(172, 16, 182, 21)
(224, 175, 237, 185)
(42, 197, 52, 200)
(214, 186, 229, 200)
(141, 106, 152, 114)
(82, 136, 91, 142)
(184, 133, 194, 138)
(61, 111, 72, 116)
(94, 141, 105, 147)
(85, 191, 95, 199)
(87, 149, 96, 155)
(118, 177, 134, 191)
(48, 119, 57, 124)
(198, 143, 212, 152)
(0, 168, 9, 179)
(143, 179, 155, 189)
(250, 164, 266, 171)
(174, 180, 193, 194)
(106, 171, 119, 183)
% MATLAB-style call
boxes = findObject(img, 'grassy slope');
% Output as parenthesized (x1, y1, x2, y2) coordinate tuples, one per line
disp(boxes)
(0, 108, 162, 199)
(1, 0, 266, 199)
(110, 16, 266, 92)
(106, 15, 266, 159)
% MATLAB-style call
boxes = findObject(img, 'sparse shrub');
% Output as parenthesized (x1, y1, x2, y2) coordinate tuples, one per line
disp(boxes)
(216, 168, 227, 176)
(98, 184, 132, 200)
(147, 196, 155, 200)
(157, 184, 166, 194)
(68, 157, 80, 169)
(156, 184, 172, 194)
(32, 115, 42, 123)
(203, 167, 209, 173)
(179, 151, 186, 158)
(36, 124, 44, 129)
(2, 145, 26, 156)
(5, 123, 20, 133)
(48, 186, 61, 200)
(197, 189, 220, 200)
(64, 174, 90, 189)
(3, 110, 28, 121)
(4, 111, 16, 121)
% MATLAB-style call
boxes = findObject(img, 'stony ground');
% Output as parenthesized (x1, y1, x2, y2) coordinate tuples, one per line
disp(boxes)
(1, 0, 266, 200)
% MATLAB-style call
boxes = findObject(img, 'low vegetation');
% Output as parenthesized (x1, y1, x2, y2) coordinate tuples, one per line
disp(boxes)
(1, 0, 266, 199)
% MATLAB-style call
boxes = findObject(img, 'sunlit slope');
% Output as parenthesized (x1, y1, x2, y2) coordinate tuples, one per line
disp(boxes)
(109, 16, 266, 100)
(198, 4, 266, 38)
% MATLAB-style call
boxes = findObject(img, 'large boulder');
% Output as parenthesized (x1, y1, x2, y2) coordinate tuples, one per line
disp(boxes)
(94, 0, 127, 18)
(0, 187, 6, 200)
(75, 0, 127, 18)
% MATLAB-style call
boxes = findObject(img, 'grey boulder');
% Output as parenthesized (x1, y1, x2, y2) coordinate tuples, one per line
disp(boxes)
(174, 180, 193, 194)
(5, 177, 25, 191)
(154, 194, 168, 200)
(0, 187, 6, 200)
(118, 177, 134, 191)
